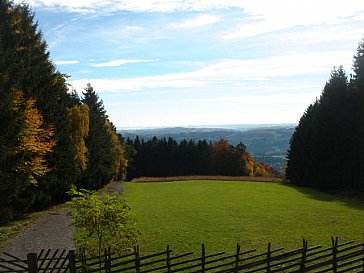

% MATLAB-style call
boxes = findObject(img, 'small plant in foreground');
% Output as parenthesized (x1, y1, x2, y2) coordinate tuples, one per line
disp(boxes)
(67, 187, 139, 257)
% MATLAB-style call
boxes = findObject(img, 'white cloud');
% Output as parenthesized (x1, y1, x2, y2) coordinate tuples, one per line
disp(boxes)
(16, 0, 245, 13)
(223, 0, 364, 39)
(92, 59, 157, 67)
(109, 92, 316, 106)
(240, 0, 364, 24)
(70, 50, 352, 92)
(17, 0, 364, 17)
(55, 60, 79, 65)
(169, 14, 221, 29)
(125, 26, 143, 31)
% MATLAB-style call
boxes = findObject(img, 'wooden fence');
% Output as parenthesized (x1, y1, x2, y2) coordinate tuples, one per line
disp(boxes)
(0, 249, 75, 273)
(1, 238, 363, 272)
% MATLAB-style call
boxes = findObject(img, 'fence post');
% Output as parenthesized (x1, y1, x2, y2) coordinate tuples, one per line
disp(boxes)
(27, 253, 38, 273)
(362, 239, 364, 271)
(134, 245, 140, 273)
(68, 250, 77, 273)
(166, 244, 171, 273)
(332, 237, 338, 273)
(104, 247, 111, 273)
(201, 244, 206, 273)
(267, 243, 271, 273)
(81, 249, 85, 272)
(235, 243, 241, 273)
(300, 239, 307, 271)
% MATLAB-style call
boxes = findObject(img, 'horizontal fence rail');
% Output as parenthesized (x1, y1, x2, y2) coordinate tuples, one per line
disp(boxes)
(0, 249, 75, 273)
(1, 237, 363, 272)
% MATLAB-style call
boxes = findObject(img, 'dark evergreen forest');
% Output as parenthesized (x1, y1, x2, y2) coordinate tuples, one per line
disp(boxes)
(286, 40, 364, 193)
(125, 137, 277, 180)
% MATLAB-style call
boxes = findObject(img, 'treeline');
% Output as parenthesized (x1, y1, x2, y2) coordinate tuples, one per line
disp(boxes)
(0, 1, 127, 223)
(286, 38, 364, 192)
(126, 137, 277, 180)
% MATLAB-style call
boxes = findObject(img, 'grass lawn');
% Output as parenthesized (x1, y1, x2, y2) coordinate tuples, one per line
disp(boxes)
(124, 180, 364, 255)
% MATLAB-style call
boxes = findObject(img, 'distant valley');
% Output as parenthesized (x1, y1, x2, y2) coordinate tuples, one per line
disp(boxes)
(118, 124, 296, 174)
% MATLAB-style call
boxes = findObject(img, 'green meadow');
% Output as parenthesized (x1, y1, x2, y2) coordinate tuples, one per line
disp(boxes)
(124, 180, 364, 254)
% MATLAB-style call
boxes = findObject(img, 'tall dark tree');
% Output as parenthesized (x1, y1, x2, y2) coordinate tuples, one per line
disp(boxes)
(0, 1, 29, 222)
(351, 39, 364, 190)
(81, 84, 115, 189)
(287, 68, 350, 190)
(286, 102, 320, 187)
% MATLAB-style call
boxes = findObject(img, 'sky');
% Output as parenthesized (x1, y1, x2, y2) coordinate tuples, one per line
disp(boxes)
(16, 0, 364, 128)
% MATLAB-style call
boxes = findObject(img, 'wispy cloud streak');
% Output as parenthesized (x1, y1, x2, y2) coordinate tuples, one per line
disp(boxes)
(92, 59, 157, 67)
(71, 51, 352, 92)
(169, 14, 220, 29)
(55, 60, 79, 65)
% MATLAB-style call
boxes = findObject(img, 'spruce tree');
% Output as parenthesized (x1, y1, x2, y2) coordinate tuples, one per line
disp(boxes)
(351, 39, 364, 191)
(286, 101, 320, 187)
(81, 84, 115, 189)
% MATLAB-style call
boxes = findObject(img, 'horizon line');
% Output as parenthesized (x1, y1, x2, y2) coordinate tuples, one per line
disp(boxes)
(117, 122, 297, 130)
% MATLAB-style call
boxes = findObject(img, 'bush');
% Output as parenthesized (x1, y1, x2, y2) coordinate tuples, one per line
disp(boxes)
(67, 187, 139, 257)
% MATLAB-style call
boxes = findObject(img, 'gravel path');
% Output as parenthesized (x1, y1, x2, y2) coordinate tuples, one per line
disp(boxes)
(1, 182, 124, 260)
(1, 210, 74, 259)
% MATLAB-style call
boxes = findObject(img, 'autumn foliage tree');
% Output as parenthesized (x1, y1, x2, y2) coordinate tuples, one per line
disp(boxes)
(67, 104, 90, 175)
(0, 90, 56, 222)
(106, 120, 128, 181)
(13, 91, 56, 184)
(211, 139, 245, 176)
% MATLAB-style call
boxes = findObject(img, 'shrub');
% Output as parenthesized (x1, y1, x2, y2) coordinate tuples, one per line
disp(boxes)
(67, 187, 139, 257)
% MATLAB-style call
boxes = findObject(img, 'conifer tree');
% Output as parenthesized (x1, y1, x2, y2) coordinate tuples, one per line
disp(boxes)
(351, 39, 364, 190)
(286, 68, 350, 190)
(81, 84, 116, 189)
(286, 102, 320, 187)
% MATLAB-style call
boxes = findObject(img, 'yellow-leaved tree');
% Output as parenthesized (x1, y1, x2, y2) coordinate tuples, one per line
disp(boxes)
(13, 91, 56, 184)
(105, 119, 127, 180)
(67, 104, 90, 174)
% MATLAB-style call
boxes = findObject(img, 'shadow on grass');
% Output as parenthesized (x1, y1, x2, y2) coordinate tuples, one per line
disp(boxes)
(281, 182, 364, 211)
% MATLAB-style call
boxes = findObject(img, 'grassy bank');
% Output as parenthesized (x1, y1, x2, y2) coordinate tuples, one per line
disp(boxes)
(124, 180, 364, 254)
(131, 175, 282, 183)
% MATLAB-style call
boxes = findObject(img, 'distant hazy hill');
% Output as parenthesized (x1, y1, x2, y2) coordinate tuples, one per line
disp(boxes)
(118, 124, 296, 173)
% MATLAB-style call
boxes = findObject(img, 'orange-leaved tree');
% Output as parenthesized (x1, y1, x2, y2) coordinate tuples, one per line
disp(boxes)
(13, 91, 56, 184)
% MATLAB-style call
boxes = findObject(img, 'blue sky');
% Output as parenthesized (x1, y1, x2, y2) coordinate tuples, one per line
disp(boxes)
(18, 0, 364, 128)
